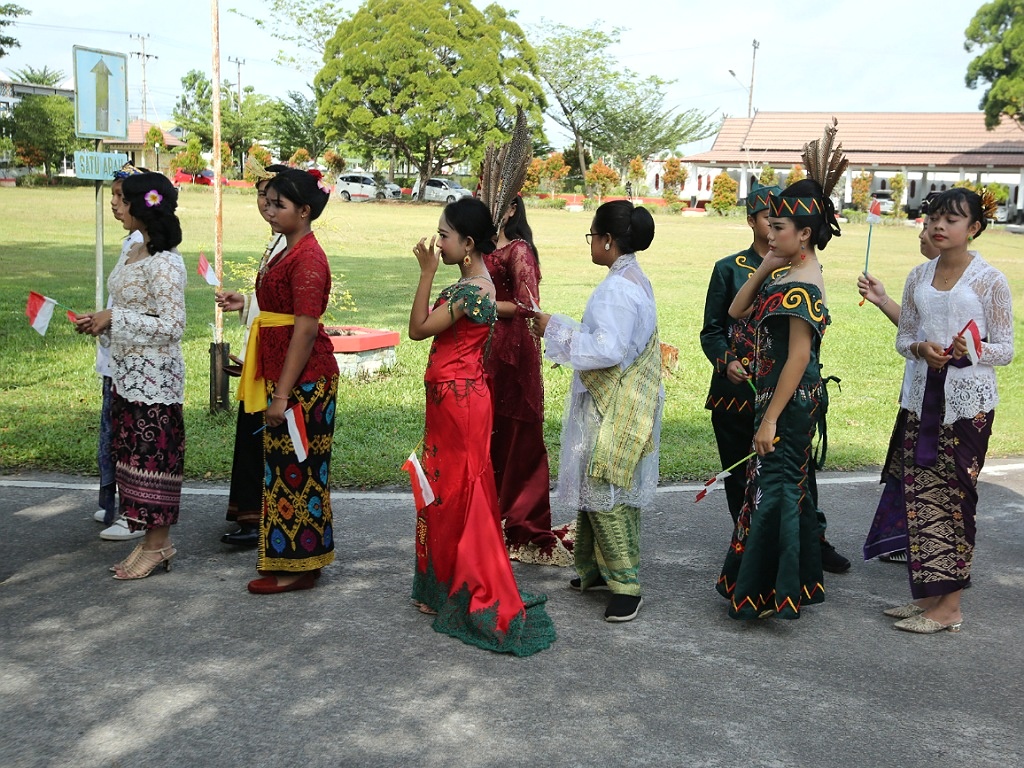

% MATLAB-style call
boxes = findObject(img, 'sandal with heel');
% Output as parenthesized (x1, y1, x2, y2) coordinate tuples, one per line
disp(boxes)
(109, 542, 146, 573)
(112, 545, 177, 580)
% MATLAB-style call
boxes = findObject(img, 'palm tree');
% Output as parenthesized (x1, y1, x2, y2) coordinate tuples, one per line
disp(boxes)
(11, 65, 64, 86)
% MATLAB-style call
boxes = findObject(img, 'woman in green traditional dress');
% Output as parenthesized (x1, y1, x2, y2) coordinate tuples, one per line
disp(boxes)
(716, 122, 848, 620)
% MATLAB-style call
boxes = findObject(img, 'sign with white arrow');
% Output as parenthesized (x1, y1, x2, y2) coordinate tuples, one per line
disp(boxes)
(73, 46, 128, 140)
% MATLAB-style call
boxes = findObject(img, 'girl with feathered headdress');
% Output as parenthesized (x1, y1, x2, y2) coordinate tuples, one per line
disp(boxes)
(716, 119, 847, 621)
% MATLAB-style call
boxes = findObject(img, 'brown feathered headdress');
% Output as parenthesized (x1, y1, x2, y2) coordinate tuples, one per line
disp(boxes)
(479, 106, 532, 228)
(801, 117, 849, 199)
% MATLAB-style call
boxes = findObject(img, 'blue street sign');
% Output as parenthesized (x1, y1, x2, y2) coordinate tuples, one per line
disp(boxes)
(73, 151, 128, 180)
(73, 46, 128, 140)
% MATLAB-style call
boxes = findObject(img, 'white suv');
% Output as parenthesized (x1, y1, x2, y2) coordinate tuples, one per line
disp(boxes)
(412, 177, 474, 203)
(334, 173, 402, 202)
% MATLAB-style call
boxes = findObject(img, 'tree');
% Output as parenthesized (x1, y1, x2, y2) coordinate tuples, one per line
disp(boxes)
(243, 144, 273, 182)
(585, 158, 619, 203)
(271, 90, 328, 161)
(540, 152, 569, 194)
(759, 164, 777, 185)
(965, 0, 1024, 129)
(627, 156, 646, 194)
(785, 164, 805, 186)
(662, 156, 689, 203)
(289, 147, 312, 167)
(709, 172, 739, 216)
(322, 148, 346, 176)
(316, 0, 546, 199)
(889, 172, 907, 218)
(561, 143, 591, 183)
(10, 65, 64, 85)
(0, 4, 29, 60)
(173, 70, 275, 173)
(593, 75, 719, 165)
(231, 0, 348, 73)
(851, 171, 872, 211)
(11, 94, 82, 177)
(171, 135, 208, 178)
(533, 22, 621, 178)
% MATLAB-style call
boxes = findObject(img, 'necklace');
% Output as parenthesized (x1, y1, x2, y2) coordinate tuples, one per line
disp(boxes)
(459, 271, 493, 283)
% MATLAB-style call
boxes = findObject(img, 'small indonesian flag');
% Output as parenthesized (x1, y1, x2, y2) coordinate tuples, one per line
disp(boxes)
(283, 403, 309, 462)
(960, 319, 983, 365)
(694, 470, 731, 503)
(25, 291, 57, 336)
(197, 252, 219, 286)
(867, 199, 882, 224)
(402, 452, 435, 512)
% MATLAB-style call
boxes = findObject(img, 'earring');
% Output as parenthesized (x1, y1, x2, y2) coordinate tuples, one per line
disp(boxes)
(463, 255, 471, 267)
(968, 234, 974, 243)
(604, 242, 610, 251)
(800, 244, 806, 261)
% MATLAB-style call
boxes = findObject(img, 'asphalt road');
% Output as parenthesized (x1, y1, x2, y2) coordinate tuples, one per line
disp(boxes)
(1, 463, 1022, 768)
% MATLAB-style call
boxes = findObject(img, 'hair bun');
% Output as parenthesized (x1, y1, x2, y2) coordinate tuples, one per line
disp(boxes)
(629, 206, 655, 252)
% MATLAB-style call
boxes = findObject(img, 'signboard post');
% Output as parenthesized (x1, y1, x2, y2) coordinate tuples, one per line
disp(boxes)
(73, 46, 129, 312)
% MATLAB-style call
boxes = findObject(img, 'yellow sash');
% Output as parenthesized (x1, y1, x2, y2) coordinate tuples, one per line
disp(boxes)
(238, 311, 295, 412)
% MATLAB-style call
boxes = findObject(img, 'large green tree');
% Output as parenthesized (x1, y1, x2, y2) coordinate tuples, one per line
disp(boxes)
(0, 4, 28, 60)
(173, 70, 275, 172)
(965, 0, 1024, 128)
(315, 0, 546, 198)
(270, 90, 327, 160)
(11, 94, 83, 177)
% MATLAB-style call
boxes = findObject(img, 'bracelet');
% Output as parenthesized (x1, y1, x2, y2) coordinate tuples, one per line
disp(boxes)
(272, 394, 288, 401)
(879, 297, 889, 308)
(763, 417, 777, 425)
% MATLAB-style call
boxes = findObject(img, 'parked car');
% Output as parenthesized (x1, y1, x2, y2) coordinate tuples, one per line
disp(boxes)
(411, 177, 474, 203)
(994, 203, 1009, 223)
(334, 173, 402, 201)
(871, 191, 895, 214)
(173, 168, 216, 186)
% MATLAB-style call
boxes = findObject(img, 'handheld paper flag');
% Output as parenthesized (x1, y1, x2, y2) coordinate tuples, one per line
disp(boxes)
(283, 403, 309, 462)
(402, 452, 435, 512)
(694, 469, 732, 503)
(961, 320, 983, 365)
(867, 198, 882, 225)
(197, 252, 219, 286)
(25, 291, 57, 336)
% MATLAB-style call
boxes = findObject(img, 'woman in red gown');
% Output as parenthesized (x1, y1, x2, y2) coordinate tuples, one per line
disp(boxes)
(408, 197, 555, 656)
(483, 195, 572, 565)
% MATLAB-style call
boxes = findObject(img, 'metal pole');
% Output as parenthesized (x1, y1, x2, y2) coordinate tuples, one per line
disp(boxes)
(748, 39, 759, 120)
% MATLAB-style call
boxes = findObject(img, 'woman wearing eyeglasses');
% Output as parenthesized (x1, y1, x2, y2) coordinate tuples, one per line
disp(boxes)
(531, 200, 663, 623)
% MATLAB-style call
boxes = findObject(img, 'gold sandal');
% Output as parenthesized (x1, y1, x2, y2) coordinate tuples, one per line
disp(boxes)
(112, 545, 177, 580)
(109, 542, 146, 573)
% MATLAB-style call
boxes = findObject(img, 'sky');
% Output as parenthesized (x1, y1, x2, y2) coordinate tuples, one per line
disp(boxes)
(3, 0, 990, 154)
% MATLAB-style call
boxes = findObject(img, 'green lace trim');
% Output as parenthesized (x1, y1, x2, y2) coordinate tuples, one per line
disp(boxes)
(412, 562, 556, 657)
(437, 282, 498, 325)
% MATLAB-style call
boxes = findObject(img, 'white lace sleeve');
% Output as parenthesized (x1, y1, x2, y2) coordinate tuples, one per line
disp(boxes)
(977, 270, 1014, 366)
(895, 264, 924, 359)
(543, 278, 640, 370)
(109, 253, 186, 346)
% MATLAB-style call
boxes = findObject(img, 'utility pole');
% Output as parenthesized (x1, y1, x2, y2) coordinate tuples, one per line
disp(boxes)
(227, 56, 245, 110)
(130, 33, 157, 121)
(748, 39, 759, 120)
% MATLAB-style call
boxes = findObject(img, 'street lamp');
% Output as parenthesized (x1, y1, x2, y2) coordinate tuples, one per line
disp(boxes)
(729, 39, 759, 119)
(728, 69, 750, 119)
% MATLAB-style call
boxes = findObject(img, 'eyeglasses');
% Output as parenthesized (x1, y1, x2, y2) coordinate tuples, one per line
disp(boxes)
(585, 233, 601, 244)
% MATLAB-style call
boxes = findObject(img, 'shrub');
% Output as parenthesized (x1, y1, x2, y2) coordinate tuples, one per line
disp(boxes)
(842, 208, 866, 224)
(889, 173, 907, 218)
(759, 164, 777, 185)
(785, 164, 805, 186)
(289, 147, 312, 168)
(851, 171, 872, 211)
(585, 159, 620, 202)
(709, 172, 739, 215)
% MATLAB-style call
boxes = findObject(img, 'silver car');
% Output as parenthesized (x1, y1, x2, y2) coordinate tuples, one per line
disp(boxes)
(412, 177, 474, 203)
(335, 173, 402, 202)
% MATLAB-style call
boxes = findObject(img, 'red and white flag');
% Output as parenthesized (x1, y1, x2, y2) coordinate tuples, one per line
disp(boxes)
(960, 319, 983, 365)
(25, 291, 58, 336)
(694, 470, 731, 503)
(402, 452, 435, 512)
(283, 403, 309, 462)
(867, 199, 882, 225)
(197, 252, 219, 286)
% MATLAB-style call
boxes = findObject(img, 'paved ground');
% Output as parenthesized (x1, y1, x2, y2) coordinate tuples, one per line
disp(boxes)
(2, 463, 1023, 768)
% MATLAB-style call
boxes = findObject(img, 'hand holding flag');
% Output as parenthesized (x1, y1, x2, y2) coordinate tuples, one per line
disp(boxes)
(197, 252, 219, 287)
(859, 199, 883, 306)
(945, 319, 983, 365)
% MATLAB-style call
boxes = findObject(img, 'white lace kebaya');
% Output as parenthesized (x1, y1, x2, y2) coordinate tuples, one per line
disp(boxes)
(102, 249, 187, 405)
(544, 254, 664, 512)
(896, 251, 1014, 424)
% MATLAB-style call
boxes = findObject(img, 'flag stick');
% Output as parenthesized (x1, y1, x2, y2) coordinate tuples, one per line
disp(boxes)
(858, 223, 873, 306)
(723, 436, 781, 475)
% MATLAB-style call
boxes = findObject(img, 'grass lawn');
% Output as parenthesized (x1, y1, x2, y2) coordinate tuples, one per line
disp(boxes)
(1, 186, 1021, 487)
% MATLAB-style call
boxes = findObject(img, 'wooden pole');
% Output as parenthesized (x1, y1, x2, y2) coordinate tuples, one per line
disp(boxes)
(209, 0, 229, 410)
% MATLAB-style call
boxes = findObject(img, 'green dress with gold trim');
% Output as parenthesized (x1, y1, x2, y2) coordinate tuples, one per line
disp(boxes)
(716, 279, 829, 620)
